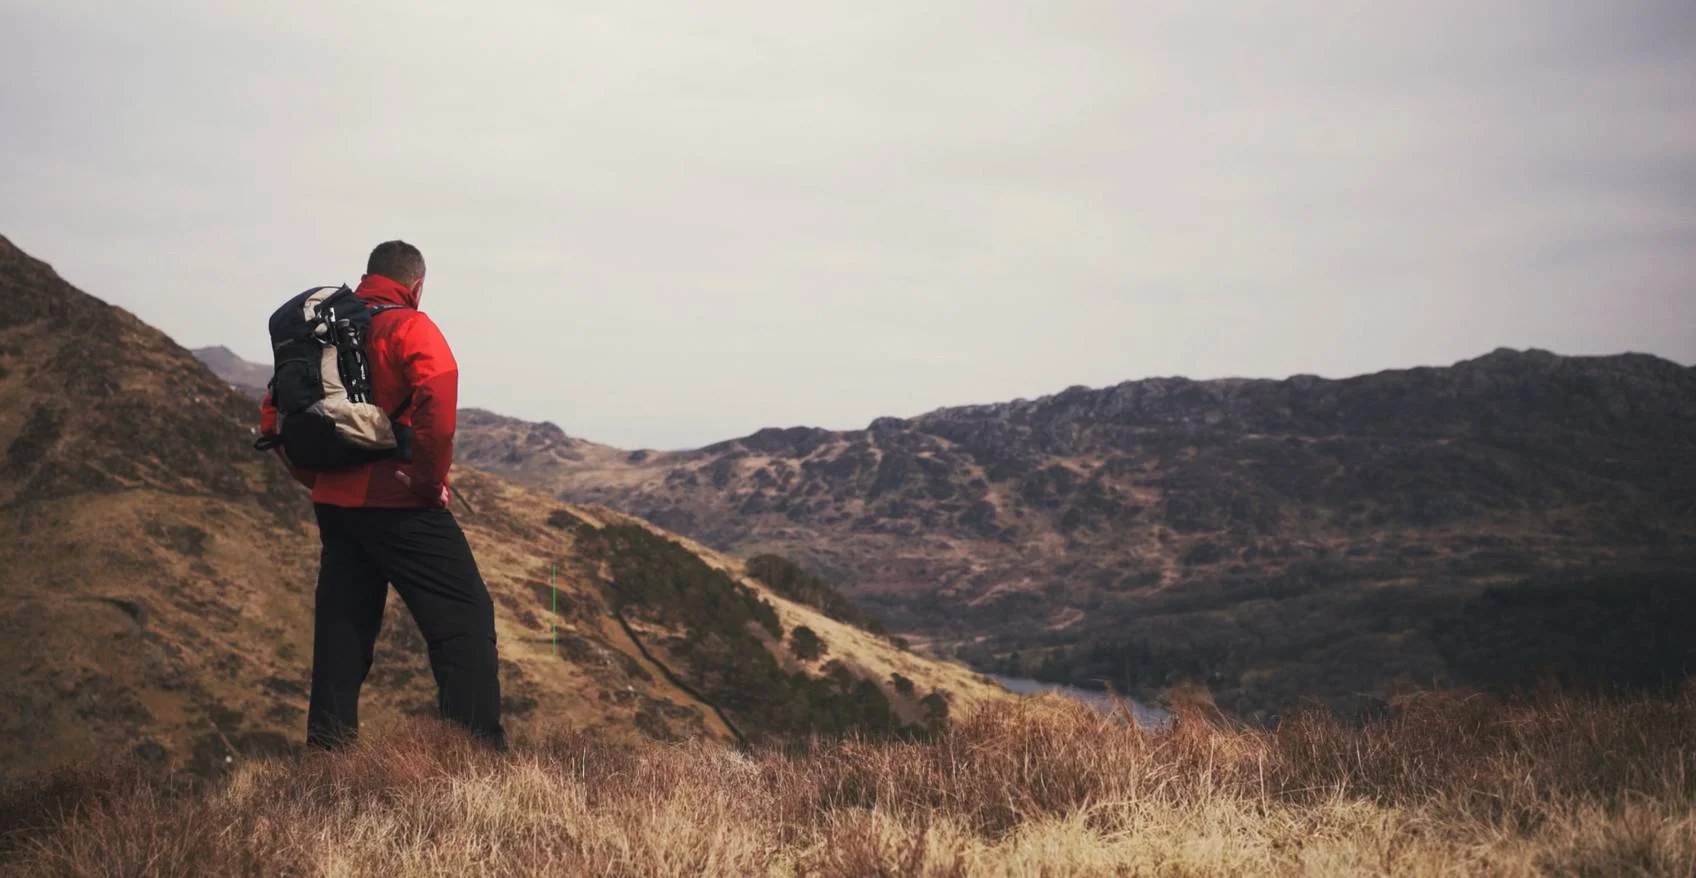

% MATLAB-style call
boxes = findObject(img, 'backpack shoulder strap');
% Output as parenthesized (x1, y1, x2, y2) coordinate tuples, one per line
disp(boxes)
(389, 390, 415, 420)
(365, 303, 415, 419)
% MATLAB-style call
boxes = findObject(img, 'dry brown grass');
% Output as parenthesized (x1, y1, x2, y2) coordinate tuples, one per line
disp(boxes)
(4, 687, 1695, 877)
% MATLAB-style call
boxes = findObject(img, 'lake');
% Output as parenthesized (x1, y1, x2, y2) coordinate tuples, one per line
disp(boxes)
(990, 675, 1171, 728)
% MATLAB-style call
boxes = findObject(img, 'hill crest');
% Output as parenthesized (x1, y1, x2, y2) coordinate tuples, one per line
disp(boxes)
(1, 234, 998, 780)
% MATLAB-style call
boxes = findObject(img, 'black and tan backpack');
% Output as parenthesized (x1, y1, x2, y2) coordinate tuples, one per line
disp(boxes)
(254, 285, 413, 471)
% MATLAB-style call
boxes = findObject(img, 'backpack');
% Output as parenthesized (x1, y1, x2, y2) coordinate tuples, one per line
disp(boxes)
(253, 284, 415, 471)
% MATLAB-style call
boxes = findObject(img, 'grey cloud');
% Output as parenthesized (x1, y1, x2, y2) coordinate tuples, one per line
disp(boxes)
(2, 0, 1692, 448)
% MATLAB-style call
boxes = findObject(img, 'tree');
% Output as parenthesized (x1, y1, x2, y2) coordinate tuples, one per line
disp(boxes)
(920, 691, 950, 727)
(791, 626, 825, 661)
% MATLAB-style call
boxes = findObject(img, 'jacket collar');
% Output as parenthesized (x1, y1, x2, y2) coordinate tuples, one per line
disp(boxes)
(354, 274, 420, 309)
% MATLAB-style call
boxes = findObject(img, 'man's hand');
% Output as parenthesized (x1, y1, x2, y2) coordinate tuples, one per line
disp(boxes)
(394, 470, 450, 508)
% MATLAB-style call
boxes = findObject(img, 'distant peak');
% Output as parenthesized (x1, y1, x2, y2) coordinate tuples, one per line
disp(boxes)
(1473, 347, 1560, 364)
(457, 407, 575, 441)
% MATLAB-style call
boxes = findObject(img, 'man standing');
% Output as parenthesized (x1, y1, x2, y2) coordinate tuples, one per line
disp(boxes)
(261, 240, 505, 750)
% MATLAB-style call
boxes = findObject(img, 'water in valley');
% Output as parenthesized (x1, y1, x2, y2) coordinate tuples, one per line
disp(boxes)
(990, 675, 1171, 728)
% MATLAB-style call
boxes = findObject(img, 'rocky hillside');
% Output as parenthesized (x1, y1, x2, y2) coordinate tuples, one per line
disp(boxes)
(446, 356, 1696, 718)
(0, 235, 998, 781)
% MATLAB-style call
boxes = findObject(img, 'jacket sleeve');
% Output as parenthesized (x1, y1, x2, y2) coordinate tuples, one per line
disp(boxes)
(396, 312, 459, 502)
(259, 391, 317, 490)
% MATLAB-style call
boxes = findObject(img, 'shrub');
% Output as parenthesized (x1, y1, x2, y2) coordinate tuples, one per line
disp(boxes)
(586, 525, 923, 743)
(920, 691, 950, 727)
(544, 508, 595, 535)
(790, 626, 825, 661)
(746, 554, 887, 635)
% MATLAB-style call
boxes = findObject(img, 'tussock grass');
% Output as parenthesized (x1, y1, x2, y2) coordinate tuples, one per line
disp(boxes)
(4, 687, 1694, 876)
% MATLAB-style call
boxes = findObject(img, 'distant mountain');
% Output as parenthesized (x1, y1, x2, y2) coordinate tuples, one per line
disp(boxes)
(2, 236, 998, 780)
(459, 351, 1696, 718)
(195, 325, 1696, 719)
(191, 345, 270, 399)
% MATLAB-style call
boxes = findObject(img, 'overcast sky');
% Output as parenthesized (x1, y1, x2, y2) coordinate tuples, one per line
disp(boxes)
(3, 1, 1692, 449)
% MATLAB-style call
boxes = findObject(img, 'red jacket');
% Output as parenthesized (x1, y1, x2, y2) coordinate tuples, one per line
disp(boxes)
(260, 274, 459, 508)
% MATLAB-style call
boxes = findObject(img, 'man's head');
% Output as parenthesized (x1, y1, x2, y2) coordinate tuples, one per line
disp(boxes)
(366, 240, 426, 295)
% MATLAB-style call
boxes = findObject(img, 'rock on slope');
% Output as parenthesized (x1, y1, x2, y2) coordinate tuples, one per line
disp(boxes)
(0, 234, 998, 781)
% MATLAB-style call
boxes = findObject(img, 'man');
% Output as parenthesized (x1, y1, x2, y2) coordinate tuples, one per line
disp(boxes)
(260, 240, 505, 750)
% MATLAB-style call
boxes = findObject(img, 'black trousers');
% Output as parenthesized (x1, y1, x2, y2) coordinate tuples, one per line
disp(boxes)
(308, 504, 505, 749)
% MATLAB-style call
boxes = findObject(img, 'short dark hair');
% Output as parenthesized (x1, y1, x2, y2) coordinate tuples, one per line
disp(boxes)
(367, 240, 425, 286)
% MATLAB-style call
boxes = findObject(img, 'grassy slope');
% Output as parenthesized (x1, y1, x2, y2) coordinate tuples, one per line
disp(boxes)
(604, 511, 1004, 715)
(5, 687, 1694, 876)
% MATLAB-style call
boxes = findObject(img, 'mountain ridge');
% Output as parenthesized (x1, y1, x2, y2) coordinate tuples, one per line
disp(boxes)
(460, 347, 1696, 717)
